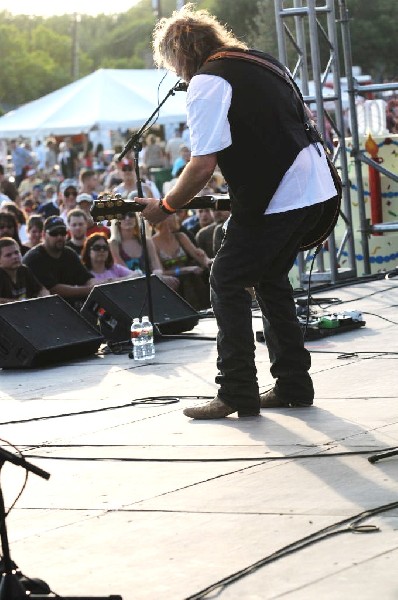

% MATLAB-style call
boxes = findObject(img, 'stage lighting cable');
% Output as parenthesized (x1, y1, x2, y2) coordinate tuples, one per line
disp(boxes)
(183, 501, 398, 599)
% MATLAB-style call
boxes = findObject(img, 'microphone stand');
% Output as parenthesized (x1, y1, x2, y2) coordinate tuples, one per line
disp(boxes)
(118, 80, 187, 334)
(118, 80, 186, 163)
(0, 447, 121, 599)
(0, 447, 50, 600)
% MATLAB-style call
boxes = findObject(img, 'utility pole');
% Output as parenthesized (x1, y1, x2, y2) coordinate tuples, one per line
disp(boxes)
(152, 1, 185, 18)
(71, 12, 80, 81)
(152, 0, 161, 19)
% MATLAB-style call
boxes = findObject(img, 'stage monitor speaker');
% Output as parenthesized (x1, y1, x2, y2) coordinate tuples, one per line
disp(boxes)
(81, 275, 199, 343)
(0, 295, 104, 369)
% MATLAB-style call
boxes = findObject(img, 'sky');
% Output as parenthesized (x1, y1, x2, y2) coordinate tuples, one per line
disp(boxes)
(0, 0, 141, 16)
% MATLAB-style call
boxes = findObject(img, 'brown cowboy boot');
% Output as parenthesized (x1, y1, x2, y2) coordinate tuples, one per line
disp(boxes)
(260, 388, 313, 408)
(183, 396, 259, 419)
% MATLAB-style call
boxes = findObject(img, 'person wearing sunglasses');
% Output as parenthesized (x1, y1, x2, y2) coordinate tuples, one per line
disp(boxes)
(59, 183, 78, 224)
(81, 232, 141, 284)
(22, 216, 96, 309)
(112, 159, 153, 199)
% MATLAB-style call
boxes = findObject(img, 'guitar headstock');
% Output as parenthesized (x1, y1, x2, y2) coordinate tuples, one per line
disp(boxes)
(91, 193, 143, 223)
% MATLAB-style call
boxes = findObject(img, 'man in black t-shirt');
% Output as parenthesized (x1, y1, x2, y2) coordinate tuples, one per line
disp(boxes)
(0, 238, 49, 303)
(22, 216, 95, 309)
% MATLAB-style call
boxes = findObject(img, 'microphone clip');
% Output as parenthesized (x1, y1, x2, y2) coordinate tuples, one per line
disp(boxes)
(174, 81, 188, 92)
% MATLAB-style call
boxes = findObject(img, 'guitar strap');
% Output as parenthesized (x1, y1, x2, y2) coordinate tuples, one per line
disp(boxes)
(205, 49, 343, 250)
(206, 50, 325, 154)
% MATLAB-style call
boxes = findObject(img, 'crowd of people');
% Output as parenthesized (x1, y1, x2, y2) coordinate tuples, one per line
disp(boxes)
(0, 133, 229, 311)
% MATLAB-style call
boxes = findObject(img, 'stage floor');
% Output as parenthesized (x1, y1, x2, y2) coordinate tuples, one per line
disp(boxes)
(1, 277, 398, 600)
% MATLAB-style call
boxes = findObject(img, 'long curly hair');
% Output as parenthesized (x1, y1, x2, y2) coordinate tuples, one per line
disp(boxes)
(152, 2, 247, 82)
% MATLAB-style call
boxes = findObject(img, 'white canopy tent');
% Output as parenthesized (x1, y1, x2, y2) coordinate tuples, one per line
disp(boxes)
(0, 68, 187, 139)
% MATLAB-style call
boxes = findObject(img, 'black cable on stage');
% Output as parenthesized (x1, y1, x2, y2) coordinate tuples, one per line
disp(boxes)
(308, 283, 398, 309)
(309, 350, 398, 358)
(2, 349, 398, 428)
(293, 269, 387, 299)
(183, 501, 398, 600)
(98, 331, 217, 355)
(361, 311, 398, 325)
(21, 445, 398, 463)
(156, 333, 216, 342)
(0, 396, 182, 426)
(302, 244, 323, 340)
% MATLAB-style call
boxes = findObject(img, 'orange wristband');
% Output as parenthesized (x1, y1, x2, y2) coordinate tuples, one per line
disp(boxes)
(162, 198, 176, 213)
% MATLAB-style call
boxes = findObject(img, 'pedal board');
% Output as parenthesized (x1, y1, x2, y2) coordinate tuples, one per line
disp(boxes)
(256, 310, 366, 343)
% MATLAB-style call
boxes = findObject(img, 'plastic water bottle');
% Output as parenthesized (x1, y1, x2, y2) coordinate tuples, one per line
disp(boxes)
(130, 318, 144, 360)
(140, 315, 155, 360)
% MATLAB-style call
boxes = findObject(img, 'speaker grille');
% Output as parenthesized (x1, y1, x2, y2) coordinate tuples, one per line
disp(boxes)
(0, 296, 103, 368)
(81, 275, 199, 341)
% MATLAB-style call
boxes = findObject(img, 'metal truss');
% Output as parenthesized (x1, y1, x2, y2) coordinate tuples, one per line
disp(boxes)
(274, 0, 398, 284)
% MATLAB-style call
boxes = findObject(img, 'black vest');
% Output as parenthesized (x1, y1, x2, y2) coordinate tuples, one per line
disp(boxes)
(197, 49, 310, 223)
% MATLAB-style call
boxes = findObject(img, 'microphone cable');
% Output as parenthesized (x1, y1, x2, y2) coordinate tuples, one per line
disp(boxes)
(302, 243, 323, 340)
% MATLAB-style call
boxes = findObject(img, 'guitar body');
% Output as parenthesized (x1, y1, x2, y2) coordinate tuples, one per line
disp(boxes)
(299, 155, 342, 251)
(299, 194, 340, 251)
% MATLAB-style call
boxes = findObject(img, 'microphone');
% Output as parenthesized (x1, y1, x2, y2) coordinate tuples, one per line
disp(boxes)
(174, 80, 188, 92)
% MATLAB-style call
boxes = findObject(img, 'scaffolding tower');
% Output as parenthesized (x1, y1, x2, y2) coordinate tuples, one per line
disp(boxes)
(274, 0, 398, 285)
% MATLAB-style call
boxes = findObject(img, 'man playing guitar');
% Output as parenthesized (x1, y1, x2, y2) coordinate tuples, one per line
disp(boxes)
(130, 5, 340, 419)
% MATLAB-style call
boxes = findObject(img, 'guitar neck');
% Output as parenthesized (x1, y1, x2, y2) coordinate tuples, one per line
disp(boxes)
(91, 194, 231, 222)
(187, 195, 231, 210)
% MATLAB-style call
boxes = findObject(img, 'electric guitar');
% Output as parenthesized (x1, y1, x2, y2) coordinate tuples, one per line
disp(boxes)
(90, 193, 231, 222)
(90, 192, 340, 251)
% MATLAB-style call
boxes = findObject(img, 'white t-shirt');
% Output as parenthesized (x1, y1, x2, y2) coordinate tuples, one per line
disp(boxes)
(187, 74, 336, 214)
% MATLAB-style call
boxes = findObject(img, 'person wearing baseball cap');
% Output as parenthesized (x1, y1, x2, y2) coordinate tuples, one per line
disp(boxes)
(23, 215, 96, 309)
(76, 193, 93, 207)
(75, 193, 110, 239)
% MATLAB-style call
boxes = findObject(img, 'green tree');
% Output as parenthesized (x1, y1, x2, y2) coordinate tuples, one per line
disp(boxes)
(343, 0, 398, 80)
(246, 0, 278, 54)
(1, 0, 398, 110)
(210, 0, 260, 44)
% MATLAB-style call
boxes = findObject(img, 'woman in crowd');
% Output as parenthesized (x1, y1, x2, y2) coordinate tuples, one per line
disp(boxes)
(0, 211, 30, 256)
(81, 232, 141, 283)
(25, 215, 44, 249)
(0, 201, 29, 243)
(59, 182, 78, 224)
(152, 213, 212, 309)
(109, 213, 178, 290)
(112, 159, 153, 199)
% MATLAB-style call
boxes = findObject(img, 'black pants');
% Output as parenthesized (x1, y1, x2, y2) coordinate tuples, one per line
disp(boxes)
(210, 202, 325, 414)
